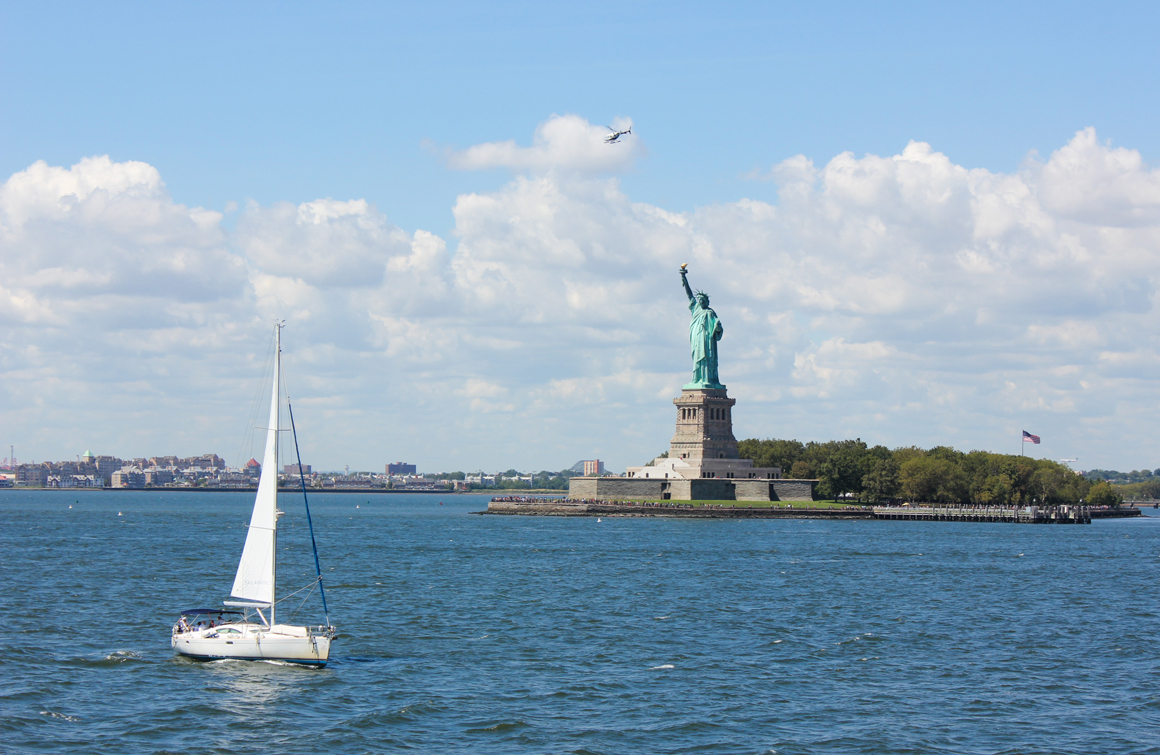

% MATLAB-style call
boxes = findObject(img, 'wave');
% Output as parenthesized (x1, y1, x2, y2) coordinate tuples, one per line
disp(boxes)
(40, 711, 80, 722)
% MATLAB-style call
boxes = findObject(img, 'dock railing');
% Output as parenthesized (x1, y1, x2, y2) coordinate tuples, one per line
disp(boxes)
(871, 504, 1091, 524)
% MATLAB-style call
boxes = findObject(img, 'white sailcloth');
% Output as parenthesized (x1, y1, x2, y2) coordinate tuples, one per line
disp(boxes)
(230, 340, 280, 606)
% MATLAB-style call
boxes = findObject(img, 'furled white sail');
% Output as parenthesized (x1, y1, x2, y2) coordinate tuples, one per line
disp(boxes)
(230, 328, 281, 607)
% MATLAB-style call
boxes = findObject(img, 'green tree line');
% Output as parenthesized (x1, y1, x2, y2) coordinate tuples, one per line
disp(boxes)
(738, 438, 1123, 506)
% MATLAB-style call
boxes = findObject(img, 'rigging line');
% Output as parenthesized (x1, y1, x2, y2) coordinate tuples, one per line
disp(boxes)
(237, 333, 277, 470)
(284, 363, 331, 627)
(272, 575, 322, 604)
(288, 581, 319, 620)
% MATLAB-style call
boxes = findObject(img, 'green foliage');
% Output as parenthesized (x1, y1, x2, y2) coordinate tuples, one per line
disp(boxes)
(900, 456, 967, 503)
(737, 439, 804, 473)
(1086, 481, 1123, 507)
(643, 451, 669, 467)
(815, 439, 868, 500)
(739, 437, 1095, 505)
(789, 461, 811, 479)
(862, 457, 901, 502)
(1118, 478, 1160, 500)
(1085, 468, 1158, 485)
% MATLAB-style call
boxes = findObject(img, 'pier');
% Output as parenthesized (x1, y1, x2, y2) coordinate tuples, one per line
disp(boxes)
(872, 504, 1093, 524)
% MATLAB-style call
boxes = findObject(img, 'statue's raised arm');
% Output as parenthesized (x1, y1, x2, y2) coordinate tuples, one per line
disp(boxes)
(679, 265, 725, 390)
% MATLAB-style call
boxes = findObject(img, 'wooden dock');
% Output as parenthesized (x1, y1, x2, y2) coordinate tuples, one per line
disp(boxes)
(872, 504, 1092, 524)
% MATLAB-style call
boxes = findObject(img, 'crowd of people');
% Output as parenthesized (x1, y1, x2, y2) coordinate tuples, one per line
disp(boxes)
(175, 616, 225, 634)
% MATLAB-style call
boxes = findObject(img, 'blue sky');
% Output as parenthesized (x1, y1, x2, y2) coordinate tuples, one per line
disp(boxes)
(5, 2, 1156, 234)
(3, 2, 1160, 473)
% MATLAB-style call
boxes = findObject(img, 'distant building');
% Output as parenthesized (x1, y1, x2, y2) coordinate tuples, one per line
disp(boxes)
(387, 462, 417, 475)
(111, 470, 145, 489)
(15, 464, 48, 487)
(217, 471, 251, 488)
(48, 474, 102, 488)
(284, 464, 311, 475)
(145, 470, 174, 486)
(180, 453, 225, 470)
(245, 458, 261, 476)
(94, 456, 124, 478)
(583, 459, 605, 476)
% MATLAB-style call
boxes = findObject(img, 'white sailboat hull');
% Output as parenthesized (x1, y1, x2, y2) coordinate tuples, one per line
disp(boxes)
(172, 623, 333, 666)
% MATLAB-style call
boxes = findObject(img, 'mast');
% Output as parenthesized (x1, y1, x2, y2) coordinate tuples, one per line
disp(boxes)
(271, 321, 281, 626)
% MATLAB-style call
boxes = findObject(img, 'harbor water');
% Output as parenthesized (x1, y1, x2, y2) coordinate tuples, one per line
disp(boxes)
(2, 491, 1158, 754)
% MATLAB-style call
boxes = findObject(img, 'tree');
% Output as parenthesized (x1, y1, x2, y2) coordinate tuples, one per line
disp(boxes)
(901, 456, 965, 503)
(818, 446, 867, 500)
(976, 473, 1015, 505)
(1086, 481, 1123, 508)
(1135, 478, 1160, 500)
(738, 439, 804, 473)
(789, 460, 812, 479)
(1031, 466, 1066, 505)
(862, 457, 901, 502)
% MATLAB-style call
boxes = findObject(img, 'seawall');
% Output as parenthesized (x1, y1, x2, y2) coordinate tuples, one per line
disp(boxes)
(482, 499, 871, 519)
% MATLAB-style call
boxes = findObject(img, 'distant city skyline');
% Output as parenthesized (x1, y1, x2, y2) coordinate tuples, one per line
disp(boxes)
(2, 3, 1160, 472)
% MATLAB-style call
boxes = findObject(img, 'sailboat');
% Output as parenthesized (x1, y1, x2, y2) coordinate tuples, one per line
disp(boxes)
(172, 322, 336, 666)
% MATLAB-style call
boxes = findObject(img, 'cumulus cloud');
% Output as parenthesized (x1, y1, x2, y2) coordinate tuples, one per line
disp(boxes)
(5, 126, 1160, 471)
(445, 114, 641, 174)
(0, 156, 239, 307)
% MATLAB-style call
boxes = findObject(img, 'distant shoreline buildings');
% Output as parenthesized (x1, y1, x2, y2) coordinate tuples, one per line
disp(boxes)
(0, 453, 462, 492)
(0, 452, 602, 492)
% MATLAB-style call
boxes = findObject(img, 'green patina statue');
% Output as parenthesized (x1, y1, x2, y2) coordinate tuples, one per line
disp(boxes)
(680, 265, 725, 389)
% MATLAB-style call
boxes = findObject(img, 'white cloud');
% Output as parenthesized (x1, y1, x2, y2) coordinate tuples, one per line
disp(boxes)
(445, 114, 641, 174)
(5, 126, 1160, 471)
(237, 198, 409, 289)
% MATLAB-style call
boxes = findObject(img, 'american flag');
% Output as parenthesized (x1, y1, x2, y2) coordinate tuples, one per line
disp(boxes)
(1022, 430, 1041, 444)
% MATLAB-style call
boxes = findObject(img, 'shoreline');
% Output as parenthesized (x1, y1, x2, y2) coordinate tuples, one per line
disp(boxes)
(482, 499, 872, 519)
(0, 487, 494, 495)
(482, 497, 1145, 521)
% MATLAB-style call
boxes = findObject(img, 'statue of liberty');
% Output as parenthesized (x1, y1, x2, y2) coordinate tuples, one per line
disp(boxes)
(679, 265, 725, 389)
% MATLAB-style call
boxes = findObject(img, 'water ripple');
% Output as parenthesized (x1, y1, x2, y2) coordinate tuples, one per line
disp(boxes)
(2, 492, 1159, 754)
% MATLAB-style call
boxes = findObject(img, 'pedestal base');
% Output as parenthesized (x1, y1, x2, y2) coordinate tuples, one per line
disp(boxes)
(569, 476, 816, 502)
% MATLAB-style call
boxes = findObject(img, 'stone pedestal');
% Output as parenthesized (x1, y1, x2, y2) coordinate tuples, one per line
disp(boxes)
(671, 389, 739, 462)
(625, 387, 781, 484)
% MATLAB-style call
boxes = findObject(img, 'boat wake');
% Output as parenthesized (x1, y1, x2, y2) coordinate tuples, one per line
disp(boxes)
(40, 711, 80, 722)
(207, 657, 316, 669)
(104, 650, 142, 663)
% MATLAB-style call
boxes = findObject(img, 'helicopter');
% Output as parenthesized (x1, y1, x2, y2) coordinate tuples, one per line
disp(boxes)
(604, 126, 632, 144)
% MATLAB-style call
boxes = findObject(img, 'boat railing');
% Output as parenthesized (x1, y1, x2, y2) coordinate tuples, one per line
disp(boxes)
(306, 624, 337, 638)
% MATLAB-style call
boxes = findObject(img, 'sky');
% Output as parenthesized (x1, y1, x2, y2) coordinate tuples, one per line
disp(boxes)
(2, 1, 1160, 473)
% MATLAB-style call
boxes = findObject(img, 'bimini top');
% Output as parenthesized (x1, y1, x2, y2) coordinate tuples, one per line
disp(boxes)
(180, 608, 243, 616)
